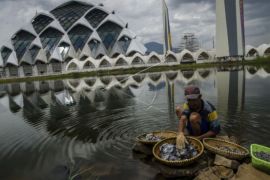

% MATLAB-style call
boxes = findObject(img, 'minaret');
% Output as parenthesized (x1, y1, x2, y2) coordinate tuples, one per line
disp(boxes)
(216, 0, 245, 58)
(162, 0, 172, 54)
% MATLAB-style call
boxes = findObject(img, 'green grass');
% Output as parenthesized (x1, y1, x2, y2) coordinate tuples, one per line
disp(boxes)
(1, 56, 270, 84)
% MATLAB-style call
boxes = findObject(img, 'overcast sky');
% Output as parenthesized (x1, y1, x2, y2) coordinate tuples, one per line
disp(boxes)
(0, 0, 269, 49)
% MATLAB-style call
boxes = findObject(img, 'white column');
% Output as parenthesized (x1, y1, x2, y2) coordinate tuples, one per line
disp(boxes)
(32, 65, 38, 76)
(18, 66, 25, 77)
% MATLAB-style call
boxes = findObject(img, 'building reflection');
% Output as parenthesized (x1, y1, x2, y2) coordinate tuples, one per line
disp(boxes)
(217, 66, 245, 112)
(1, 67, 269, 143)
(216, 66, 246, 141)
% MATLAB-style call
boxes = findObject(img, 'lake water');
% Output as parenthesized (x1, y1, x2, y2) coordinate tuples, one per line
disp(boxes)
(0, 66, 270, 179)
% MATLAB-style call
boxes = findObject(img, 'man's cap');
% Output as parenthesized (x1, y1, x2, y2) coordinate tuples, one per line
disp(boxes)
(184, 85, 201, 99)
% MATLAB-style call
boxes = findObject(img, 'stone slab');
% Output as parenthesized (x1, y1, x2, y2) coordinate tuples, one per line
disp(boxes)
(231, 163, 270, 180)
(214, 155, 240, 170)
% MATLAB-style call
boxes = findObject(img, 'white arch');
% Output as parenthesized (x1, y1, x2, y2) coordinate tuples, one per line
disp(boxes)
(165, 51, 177, 63)
(194, 49, 210, 61)
(245, 45, 259, 61)
(257, 44, 270, 57)
(115, 57, 128, 67)
(99, 58, 112, 68)
(147, 52, 162, 64)
(67, 62, 79, 71)
(83, 60, 95, 69)
(178, 49, 195, 63)
(131, 56, 145, 66)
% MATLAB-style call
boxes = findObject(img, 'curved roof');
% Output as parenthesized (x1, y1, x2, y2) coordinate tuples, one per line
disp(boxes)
(257, 44, 270, 56)
(0, 0, 146, 68)
(193, 49, 210, 60)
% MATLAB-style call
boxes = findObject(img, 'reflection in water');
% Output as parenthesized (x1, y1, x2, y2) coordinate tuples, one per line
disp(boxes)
(0, 67, 270, 179)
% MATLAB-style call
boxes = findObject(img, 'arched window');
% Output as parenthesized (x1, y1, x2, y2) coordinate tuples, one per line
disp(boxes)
(133, 74, 145, 83)
(99, 60, 111, 68)
(182, 53, 194, 62)
(68, 24, 93, 51)
(29, 45, 41, 60)
(11, 30, 36, 61)
(85, 78, 96, 86)
(88, 39, 100, 52)
(118, 36, 131, 53)
(115, 58, 128, 66)
(100, 77, 112, 85)
(85, 8, 108, 28)
(264, 47, 270, 56)
(80, 55, 88, 61)
(149, 74, 161, 81)
(198, 52, 209, 60)
(1, 47, 12, 65)
(40, 28, 63, 58)
(148, 55, 160, 64)
(182, 70, 194, 79)
(132, 57, 144, 65)
(51, 1, 93, 30)
(32, 14, 53, 34)
(83, 61, 95, 69)
(97, 21, 122, 52)
(58, 42, 70, 59)
(165, 54, 177, 63)
(247, 49, 258, 57)
(67, 62, 78, 71)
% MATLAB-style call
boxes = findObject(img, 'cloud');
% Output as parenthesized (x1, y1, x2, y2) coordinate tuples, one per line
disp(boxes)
(0, 0, 269, 50)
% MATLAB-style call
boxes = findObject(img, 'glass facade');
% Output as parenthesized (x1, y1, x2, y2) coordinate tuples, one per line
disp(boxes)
(32, 15, 54, 34)
(88, 39, 100, 52)
(97, 21, 122, 52)
(1, 47, 12, 65)
(58, 42, 70, 60)
(29, 45, 41, 60)
(40, 28, 64, 58)
(118, 36, 131, 53)
(0, 1, 146, 75)
(68, 25, 93, 51)
(51, 1, 93, 31)
(11, 30, 36, 61)
(85, 9, 108, 28)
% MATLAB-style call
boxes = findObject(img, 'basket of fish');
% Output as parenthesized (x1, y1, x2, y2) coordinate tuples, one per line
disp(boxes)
(203, 138, 249, 160)
(136, 131, 177, 145)
(250, 144, 270, 173)
(152, 137, 204, 166)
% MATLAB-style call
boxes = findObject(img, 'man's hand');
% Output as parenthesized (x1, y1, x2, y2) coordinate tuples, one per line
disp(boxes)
(176, 132, 188, 149)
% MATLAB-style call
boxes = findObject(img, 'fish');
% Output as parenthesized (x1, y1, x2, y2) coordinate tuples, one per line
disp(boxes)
(143, 133, 162, 141)
(159, 143, 198, 161)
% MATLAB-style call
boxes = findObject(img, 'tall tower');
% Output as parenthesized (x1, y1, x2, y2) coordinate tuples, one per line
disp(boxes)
(216, 0, 245, 58)
(162, 0, 172, 54)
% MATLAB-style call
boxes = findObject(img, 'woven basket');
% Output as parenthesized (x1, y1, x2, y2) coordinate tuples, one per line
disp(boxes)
(203, 138, 249, 160)
(136, 131, 177, 145)
(152, 137, 204, 166)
